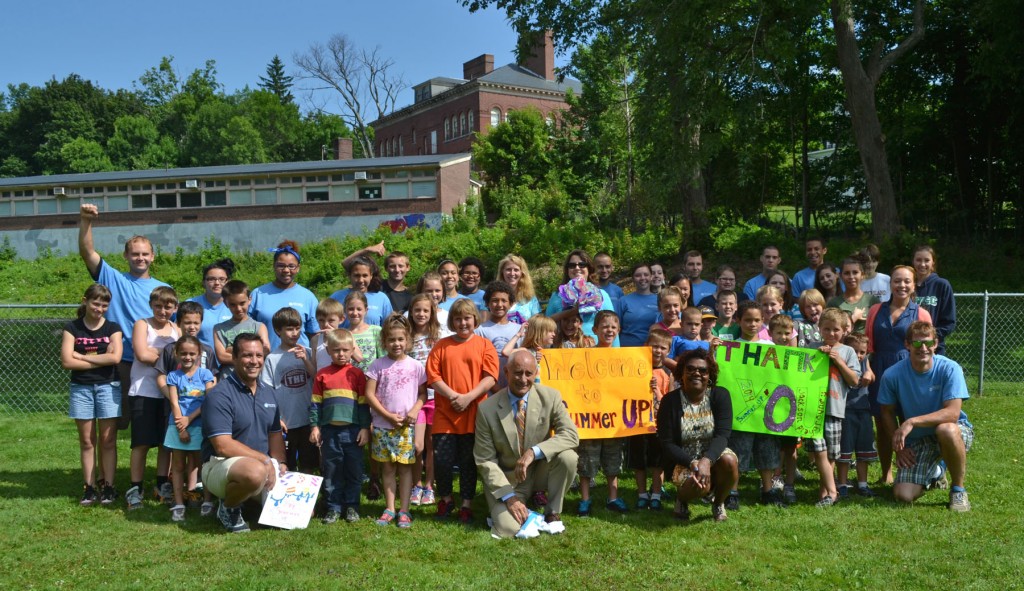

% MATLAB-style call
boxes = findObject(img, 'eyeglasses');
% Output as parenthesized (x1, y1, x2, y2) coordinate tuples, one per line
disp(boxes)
(910, 339, 936, 349)
(460, 271, 480, 278)
(204, 277, 228, 283)
(566, 262, 587, 269)
(684, 365, 709, 375)
(274, 264, 299, 271)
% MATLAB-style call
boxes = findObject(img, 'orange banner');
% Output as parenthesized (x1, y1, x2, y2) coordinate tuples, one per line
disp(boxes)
(538, 347, 654, 440)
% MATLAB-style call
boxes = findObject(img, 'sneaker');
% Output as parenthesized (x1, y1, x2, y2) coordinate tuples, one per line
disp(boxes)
(838, 485, 851, 500)
(375, 510, 396, 526)
(217, 501, 250, 533)
(170, 504, 186, 522)
(577, 499, 592, 517)
(420, 488, 436, 505)
(80, 485, 97, 506)
(532, 490, 549, 507)
(397, 511, 413, 529)
(782, 485, 797, 505)
(760, 489, 789, 508)
(124, 485, 143, 511)
(711, 503, 728, 522)
(649, 497, 663, 511)
(606, 498, 629, 513)
(321, 510, 340, 524)
(435, 498, 454, 519)
(948, 490, 971, 513)
(100, 485, 116, 506)
(857, 485, 877, 498)
(458, 507, 473, 524)
(725, 491, 741, 511)
(636, 496, 650, 510)
(345, 507, 360, 523)
(927, 461, 948, 490)
(156, 482, 174, 505)
(200, 501, 215, 517)
(771, 475, 785, 491)
(815, 495, 836, 508)
(410, 486, 424, 506)
(794, 468, 805, 481)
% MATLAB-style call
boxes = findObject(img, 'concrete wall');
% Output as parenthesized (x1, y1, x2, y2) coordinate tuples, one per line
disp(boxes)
(0, 211, 444, 260)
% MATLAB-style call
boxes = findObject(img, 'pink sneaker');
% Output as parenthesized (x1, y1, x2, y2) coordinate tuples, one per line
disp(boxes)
(410, 486, 423, 506)
(420, 488, 435, 505)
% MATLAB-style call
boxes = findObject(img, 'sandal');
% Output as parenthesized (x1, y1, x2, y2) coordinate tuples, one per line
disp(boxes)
(397, 511, 413, 529)
(375, 510, 396, 526)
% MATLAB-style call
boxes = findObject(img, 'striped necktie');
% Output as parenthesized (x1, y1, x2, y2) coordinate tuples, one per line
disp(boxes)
(515, 399, 527, 455)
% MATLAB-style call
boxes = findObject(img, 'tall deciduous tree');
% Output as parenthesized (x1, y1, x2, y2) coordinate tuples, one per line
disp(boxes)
(293, 34, 406, 158)
(258, 55, 294, 105)
(830, 0, 924, 241)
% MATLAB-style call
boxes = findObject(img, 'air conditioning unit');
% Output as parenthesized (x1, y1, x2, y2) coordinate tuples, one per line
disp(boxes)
(53, 187, 66, 196)
(353, 171, 367, 181)
(184, 179, 199, 189)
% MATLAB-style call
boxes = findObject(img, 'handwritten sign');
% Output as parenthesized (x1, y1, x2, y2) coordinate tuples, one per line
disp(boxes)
(258, 471, 323, 530)
(539, 347, 653, 440)
(715, 341, 828, 438)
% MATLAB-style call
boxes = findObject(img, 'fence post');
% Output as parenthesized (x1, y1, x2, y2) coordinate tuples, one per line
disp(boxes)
(978, 291, 989, 397)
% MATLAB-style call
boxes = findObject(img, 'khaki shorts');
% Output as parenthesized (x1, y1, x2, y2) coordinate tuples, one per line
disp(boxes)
(202, 456, 246, 499)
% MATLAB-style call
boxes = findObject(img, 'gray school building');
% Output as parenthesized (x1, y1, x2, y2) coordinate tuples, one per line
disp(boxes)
(0, 152, 472, 259)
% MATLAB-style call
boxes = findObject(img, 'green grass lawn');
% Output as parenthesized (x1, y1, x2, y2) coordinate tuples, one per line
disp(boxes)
(3, 396, 1023, 591)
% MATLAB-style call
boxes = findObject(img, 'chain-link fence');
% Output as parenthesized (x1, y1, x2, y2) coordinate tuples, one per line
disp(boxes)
(1, 295, 1021, 414)
(0, 305, 78, 413)
(946, 294, 1024, 396)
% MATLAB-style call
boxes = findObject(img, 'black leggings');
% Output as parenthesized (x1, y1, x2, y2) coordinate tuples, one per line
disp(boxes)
(432, 433, 477, 500)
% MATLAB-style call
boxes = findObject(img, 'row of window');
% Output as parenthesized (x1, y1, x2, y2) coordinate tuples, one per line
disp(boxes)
(0, 170, 438, 200)
(444, 110, 475, 141)
(0, 175, 441, 217)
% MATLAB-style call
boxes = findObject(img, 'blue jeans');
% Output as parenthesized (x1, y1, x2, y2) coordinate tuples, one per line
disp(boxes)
(321, 424, 364, 512)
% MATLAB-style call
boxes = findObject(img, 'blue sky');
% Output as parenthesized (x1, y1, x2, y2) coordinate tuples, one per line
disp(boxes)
(0, 0, 569, 111)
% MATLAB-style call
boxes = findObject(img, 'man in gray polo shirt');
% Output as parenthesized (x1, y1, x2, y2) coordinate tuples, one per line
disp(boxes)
(202, 333, 287, 533)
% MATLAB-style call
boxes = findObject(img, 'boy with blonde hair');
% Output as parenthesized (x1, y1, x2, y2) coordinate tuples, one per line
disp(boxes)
(809, 308, 861, 507)
(310, 329, 370, 524)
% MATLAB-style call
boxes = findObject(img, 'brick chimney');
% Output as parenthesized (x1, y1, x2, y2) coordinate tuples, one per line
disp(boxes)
(463, 54, 494, 80)
(522, 30, 555, 81)
(334, 137, 353, 160)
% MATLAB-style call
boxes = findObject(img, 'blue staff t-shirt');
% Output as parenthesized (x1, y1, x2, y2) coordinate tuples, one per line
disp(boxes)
(94, 259, 169, 363)
(249, 282, 320, 350)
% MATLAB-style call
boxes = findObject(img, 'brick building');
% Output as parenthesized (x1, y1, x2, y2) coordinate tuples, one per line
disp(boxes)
(371, 32, 582, 157)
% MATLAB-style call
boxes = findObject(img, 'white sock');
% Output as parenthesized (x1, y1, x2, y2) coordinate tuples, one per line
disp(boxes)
(638, 492, 650, 500)
(858, 481, 868, 489)
(651, 492, 661, 500)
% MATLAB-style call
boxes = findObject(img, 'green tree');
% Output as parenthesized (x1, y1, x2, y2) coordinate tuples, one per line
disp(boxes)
(258, 55, 294, 105)
(219, 116, 267, 164)
(106, 114, 177, 169)
(472, 107, 552, 214)
(60, 137, 114, 173)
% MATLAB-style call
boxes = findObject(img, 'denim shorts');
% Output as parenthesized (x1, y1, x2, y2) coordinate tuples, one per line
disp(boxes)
(69, 381, 121, 420)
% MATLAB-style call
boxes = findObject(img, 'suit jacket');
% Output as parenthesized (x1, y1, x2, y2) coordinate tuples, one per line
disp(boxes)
(474, 383, 579, 502)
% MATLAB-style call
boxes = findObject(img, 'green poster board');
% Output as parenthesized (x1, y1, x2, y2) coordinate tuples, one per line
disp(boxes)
(715, 340, 829, 438)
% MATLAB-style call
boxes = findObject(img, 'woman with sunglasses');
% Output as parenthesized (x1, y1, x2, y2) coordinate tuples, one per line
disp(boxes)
(657, 348, 738, 522)
(186, 258, 235, 351)
(545, 250, 617, 343)
(865, 265, 932, 484)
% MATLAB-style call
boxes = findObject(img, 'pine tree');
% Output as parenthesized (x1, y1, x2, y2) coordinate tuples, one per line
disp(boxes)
(258, 55, 294, 105)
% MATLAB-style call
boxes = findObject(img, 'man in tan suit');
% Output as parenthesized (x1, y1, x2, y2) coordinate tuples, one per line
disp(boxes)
(474, 350, 579, 538)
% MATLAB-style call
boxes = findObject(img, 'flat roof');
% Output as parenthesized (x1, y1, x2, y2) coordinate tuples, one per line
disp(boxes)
(0, 154, 472, 189)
